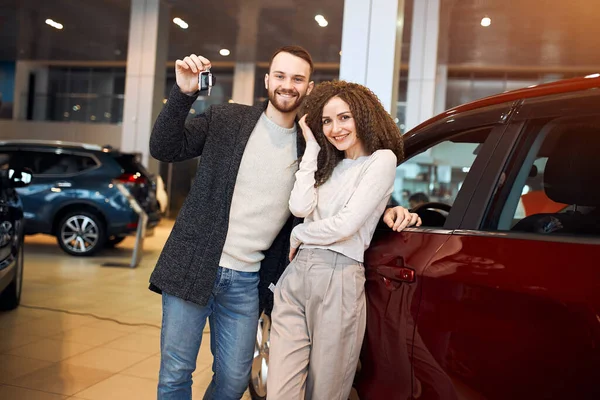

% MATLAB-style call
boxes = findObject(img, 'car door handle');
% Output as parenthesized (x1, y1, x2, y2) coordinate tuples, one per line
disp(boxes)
(56, 181, 72, 188)
(376, 263, 416, 284)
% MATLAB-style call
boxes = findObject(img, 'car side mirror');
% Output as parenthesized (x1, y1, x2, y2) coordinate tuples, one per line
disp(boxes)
(8, 168, 33, 188)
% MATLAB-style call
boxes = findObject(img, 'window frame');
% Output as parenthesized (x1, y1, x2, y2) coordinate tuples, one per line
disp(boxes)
(476, 88, 600, 243)
(400, 101, 515, 231)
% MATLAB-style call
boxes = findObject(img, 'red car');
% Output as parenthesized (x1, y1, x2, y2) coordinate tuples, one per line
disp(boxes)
(357, 76, 600, 399)
(250, 76, 600, 400)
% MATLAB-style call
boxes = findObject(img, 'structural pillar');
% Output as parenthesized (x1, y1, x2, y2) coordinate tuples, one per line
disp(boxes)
(12, 61, 51, 121)
(405, 0, 441, 131)
(339, 0, 405, 114)
(232, 63, 256, 105)
(12, 61, 32, 120)
(32, 67, 49, 121)
(231, 0, 261, 105)
(434, 0, 454, 115)
(121, 0, 169, 173)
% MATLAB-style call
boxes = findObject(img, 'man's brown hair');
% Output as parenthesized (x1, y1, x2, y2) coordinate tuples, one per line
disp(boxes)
(269, 45, 314, 78)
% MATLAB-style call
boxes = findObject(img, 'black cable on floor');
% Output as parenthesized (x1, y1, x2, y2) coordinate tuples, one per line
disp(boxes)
(20, 304, 161, 329)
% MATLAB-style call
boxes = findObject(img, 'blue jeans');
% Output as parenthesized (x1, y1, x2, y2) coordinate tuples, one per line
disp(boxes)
(158, 267, 259, 400)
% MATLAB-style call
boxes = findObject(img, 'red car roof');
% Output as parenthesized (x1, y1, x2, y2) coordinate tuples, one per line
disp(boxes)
(408, 74, 600, 134)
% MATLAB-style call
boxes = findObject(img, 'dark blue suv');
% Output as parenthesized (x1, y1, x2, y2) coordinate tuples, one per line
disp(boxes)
(0, 140, 161, 256)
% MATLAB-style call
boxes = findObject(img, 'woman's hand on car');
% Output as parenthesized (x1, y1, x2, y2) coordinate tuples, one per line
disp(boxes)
(383, 207, 422, 232)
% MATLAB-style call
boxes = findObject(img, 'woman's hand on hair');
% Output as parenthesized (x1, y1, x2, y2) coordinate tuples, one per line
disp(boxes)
(298, 114, 317, 143)
(383, 206, 422, 232)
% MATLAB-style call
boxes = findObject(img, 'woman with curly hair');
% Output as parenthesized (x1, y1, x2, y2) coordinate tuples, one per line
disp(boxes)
(267, 80, 417, 399)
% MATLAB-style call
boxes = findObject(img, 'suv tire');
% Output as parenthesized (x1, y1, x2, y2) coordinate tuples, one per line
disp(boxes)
(56, 210, 106, 256)
(249, 312, 270, 400)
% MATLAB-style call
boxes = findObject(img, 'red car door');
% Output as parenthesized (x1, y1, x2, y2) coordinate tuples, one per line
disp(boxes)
(357, 230, 453, 400)
(414, 91, 600, 399)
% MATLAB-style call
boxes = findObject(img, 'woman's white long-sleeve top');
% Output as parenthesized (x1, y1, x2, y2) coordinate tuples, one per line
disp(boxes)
(288, 141, 397, 262)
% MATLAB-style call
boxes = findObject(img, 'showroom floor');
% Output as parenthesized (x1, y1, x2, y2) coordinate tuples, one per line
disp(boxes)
(0, 220, 252, 400)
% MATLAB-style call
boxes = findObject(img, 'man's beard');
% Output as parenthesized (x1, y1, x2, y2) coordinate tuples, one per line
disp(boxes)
(268, 88, 305, 113)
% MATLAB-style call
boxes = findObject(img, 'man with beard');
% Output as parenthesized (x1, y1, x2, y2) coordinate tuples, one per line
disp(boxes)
(149, 46, 419, 399)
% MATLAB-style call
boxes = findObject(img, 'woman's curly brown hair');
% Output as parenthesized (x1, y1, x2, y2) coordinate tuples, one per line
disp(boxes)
(301, 80, 404, 186)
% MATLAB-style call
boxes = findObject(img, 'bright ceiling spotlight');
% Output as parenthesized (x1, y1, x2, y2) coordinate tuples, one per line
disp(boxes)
(315, 15, 328, 27)
(173, 17, 189, 29)
(45, 19, 64, 30)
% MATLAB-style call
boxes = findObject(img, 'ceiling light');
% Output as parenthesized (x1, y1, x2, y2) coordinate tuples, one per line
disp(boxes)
(219, 49, 231, 56)
(315, 15, 328, 27)
(481, 17, 491, 27)
(173, 17, 189, 29)
(45, 19, 63, 30)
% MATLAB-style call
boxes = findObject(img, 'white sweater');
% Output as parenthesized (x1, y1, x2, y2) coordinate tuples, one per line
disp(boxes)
(289, 141, 397, 262)
(220, 113, 298, 272)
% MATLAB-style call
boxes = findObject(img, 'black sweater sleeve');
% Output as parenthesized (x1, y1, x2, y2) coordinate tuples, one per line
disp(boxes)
(149, 84, 212, 163)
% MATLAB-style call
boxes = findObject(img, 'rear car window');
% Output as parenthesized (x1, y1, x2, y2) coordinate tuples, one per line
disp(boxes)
(8, 150, 97, 175)
(113, 153, 151, 177)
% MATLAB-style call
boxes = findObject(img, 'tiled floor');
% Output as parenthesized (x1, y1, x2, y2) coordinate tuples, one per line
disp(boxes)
(0, 220, 252, 399)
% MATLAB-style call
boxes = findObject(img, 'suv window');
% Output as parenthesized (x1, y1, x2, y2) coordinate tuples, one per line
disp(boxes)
(393, 127, 494, 227)
(487, 115, 600, 237)
(13, 151, 97, 175)
(113, 153, 151, 177)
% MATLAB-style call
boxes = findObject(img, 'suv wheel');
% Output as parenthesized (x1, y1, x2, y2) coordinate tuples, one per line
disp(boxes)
(249, 312, 270, 400)
(0, 240, 24, 310)
(57, 211, 106, 256)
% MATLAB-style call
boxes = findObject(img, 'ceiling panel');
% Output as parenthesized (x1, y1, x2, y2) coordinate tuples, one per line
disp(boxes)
(1, 0, 600, 72)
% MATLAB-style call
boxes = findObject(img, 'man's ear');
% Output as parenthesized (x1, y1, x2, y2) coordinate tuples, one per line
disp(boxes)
(264, 73, 269, 90)
(307, 81, 315, 95)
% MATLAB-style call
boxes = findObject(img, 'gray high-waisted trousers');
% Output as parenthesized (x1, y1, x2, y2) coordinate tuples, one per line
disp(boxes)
(267, 248, 366, 400)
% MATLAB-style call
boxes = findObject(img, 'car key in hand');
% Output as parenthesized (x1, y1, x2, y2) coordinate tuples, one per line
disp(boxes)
(199, 68, 214, 96)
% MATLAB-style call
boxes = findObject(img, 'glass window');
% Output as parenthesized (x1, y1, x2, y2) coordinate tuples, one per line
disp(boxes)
(488, 115, 600, 237)
(392, 127, 493, 227)
(13, 151, 97, 175)
(113, 153, 151, 177)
